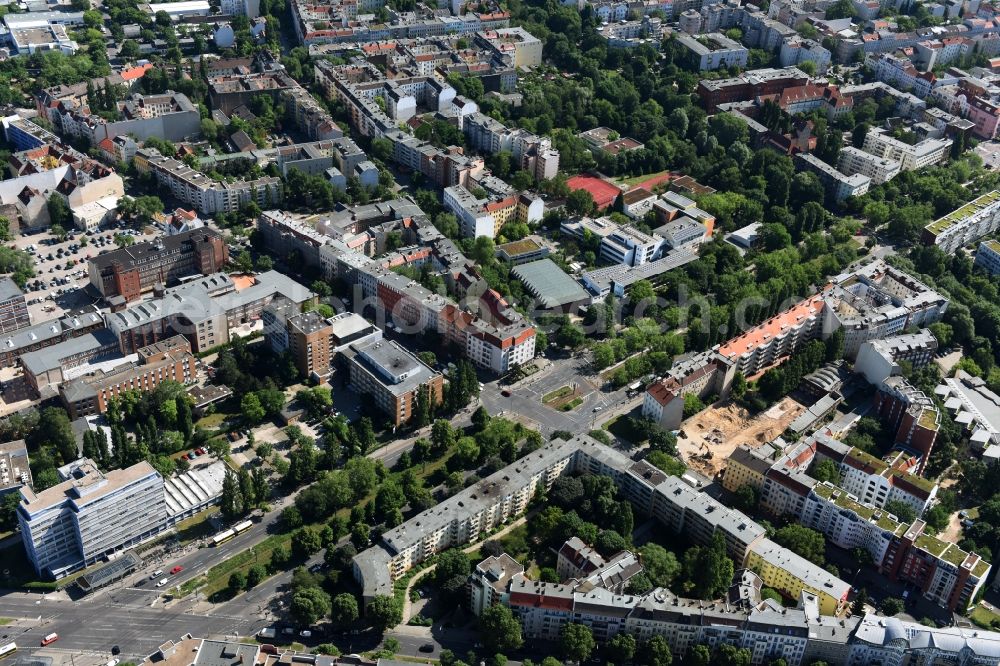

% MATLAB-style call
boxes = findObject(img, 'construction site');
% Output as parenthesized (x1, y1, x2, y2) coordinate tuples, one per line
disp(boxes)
(676, 396, 808, 479)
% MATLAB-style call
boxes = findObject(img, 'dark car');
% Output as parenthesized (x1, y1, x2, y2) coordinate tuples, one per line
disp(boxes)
(419, 644, 434, 653)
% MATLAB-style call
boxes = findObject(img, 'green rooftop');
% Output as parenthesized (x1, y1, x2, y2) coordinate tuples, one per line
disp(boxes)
(983, 239, 1000, 254)
(814, 482, 905, 533)
(498, 238, 542, 256)
(926, 190, 1000, 235)
(918, 408, 940, 432)
(973, 559, 991, 578)
(847, 447, 889, 474)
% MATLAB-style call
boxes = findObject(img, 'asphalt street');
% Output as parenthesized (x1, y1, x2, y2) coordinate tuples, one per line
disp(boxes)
(0, 353, 637, 665)
(0, 591, 261, 661)
(480, 354, 640, 436)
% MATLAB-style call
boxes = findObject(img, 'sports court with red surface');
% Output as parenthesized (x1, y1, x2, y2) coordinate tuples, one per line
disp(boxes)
(566, 174, 621, 210)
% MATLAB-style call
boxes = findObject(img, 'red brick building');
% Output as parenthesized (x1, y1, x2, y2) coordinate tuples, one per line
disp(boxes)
(87, 229, 228, 302)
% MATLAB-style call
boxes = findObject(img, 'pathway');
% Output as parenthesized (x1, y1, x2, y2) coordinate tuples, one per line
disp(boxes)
(399, 516, 529, 624)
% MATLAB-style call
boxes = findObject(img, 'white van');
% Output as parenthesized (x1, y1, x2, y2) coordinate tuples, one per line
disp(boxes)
(155, 578, 169, 588)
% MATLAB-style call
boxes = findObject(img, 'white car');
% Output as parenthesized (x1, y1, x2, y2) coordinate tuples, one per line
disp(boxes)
(155, 578, 169, 587)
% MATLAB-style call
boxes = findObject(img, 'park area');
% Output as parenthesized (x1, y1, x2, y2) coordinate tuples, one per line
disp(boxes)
(675, 397, 807, 479)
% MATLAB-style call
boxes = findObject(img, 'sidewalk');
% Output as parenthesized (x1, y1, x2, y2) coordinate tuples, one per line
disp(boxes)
(398, 516, 528, 625)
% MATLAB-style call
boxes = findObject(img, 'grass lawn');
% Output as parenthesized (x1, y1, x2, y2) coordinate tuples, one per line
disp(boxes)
(970, 603, 1000, 629)
(175, 507, 220, 544)
(618, 169, 670, 188)
(604, 414, 645, 445)
(0, 618, 13, 626)
(560, 397, 583, 411)
(195, 397, 240, 430)
(0, 543, 60, 591)
(186, 453, 455, 601)
(542, 385, 574, 404)
(495, 524, 530, 560)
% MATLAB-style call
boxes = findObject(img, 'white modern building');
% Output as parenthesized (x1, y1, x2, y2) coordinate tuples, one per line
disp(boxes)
(924, 190, 1000, 254)
(837, 146, 901, 185)
(975, 239, 1000, 275)
(862, 127, 951, 172)
(18, 459, 166, 578)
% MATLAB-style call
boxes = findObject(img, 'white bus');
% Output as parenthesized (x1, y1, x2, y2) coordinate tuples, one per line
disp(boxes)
(0, 642, 17, 659)
(210, 529, 236, 547)
(211, 520, 253, 546)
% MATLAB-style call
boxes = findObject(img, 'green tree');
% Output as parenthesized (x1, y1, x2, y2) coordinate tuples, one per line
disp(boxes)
(367, 595, 402, 632)
(479, 604, 523, 652)
(883, 499, 917, 524)
(811, 459, 841, 485)
(733, 484, 759, 513)
(246, 564, 267, 588)
(291, 586, 332, 626)
(331, 592, 359, 624)
(228, 571, 247, 594)
(560, 623, 595, 663)
(241, 393, 265, 424)
(292, 527, 323, 559)
(880, 597, 904, 616)
(47, 196, 71, 230)
(773, 524, 826, 566)
(605, 633, 636, 664)
(638, 635, 672, 666)
(639, 543, 681, 587)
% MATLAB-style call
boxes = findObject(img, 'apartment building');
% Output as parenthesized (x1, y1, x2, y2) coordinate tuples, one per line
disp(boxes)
(47, 91, 201, 144)
(133, 147, 281, 215)
(975, 239, 1000, 275)
(805, 484, 988, 612)
(374, 269, 536, 374)
(18, 459, 166, 578)
(795, 153, 871, 202)
(862, 127, 951, 172)
(474, 27, 542, 67)
(872, 377, 941, 474)
(469, 553, 523, 616)
(717, 295, 826, 377)
(480, 545, 862, 666)
(353, 437, 581, 603)
(737, 430, 980, 612)
(88, 229, 228, 302)
(643, 351, 736, 430)
(855, 329, 938, 385)
(824, 259, 948, 358)
(463, 112, 560, 180)
(697, 66, 810, 112)
(866, 52, 937, 98)
(105, 271, 314, 354)
(353, 434, 850, 620)
(676, 33, 749, 70)
(59, 336, 196, 418)
(0, 440, 33, 495)
(836, 146, 901, 184)
(442, 185, 543, 238)
(923, 190, 1000, 254)
(744, 539, 850, 615)
(347, 339, 443, 426)
(0, 278, 29, 334)
(721, 442, 782, 494)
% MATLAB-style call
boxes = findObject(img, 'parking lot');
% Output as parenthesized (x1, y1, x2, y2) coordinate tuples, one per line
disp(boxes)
(11, 225, 158, 323)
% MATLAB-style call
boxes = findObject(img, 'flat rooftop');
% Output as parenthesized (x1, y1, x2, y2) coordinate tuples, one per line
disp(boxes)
(511, 258, 590, 309)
